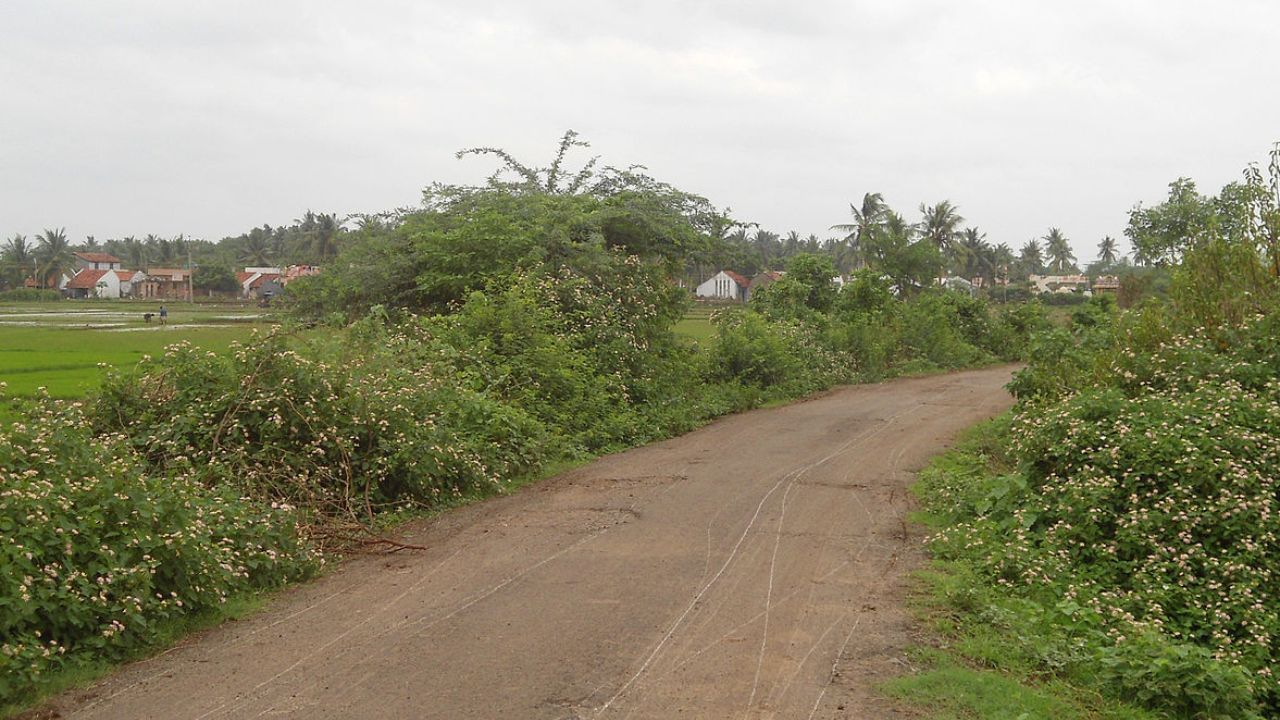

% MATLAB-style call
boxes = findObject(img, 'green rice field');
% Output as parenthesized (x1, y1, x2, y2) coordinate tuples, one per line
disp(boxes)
(1, 300, 717, 415)
(673, 303, 717, 342)
(0, 301, 273, 401)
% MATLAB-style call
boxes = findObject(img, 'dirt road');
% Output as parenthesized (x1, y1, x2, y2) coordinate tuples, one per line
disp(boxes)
(54, 366, 1016, 719)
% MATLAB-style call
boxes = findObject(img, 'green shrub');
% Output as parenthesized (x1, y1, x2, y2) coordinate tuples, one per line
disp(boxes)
(0, 289, 59, 302)
(0, 398, 315, 703)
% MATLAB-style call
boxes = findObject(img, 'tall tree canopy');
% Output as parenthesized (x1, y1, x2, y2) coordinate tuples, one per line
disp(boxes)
(289, 131, 730, 317)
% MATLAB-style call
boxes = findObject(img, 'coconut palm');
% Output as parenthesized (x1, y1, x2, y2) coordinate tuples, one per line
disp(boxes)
(239, 228, 274, 266)
(1097, 236, 1119, 265)
(306, 212, 344, 261)
(752, 229, 780, 268)
(35, 228, 75, 288)
(1019, 239, 1044, 275)
(116, 236, 148, 269)
(2, 234, 35, 288)
(830, 192, 890, 268)
(918, 200, 965, 264)
(1044, 228, 1077, 273)
(956, 227, 992, 281)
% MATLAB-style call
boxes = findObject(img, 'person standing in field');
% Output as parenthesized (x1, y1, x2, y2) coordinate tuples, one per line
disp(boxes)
(159, 305, 168, 325)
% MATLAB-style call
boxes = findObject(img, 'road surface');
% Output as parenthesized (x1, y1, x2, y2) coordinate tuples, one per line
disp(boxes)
(52, 366, 1016, 719)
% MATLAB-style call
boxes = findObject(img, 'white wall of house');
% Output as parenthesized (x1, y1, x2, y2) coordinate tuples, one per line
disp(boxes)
(695, 271, 746, 301)
(93, 272, 123, 299)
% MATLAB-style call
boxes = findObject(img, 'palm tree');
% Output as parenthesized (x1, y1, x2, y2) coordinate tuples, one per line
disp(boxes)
(3, 234, 35, 288)
(1097, 236, 1119, 265)
(830, 192, 890, 269)
(956, 227, 992, 281)
(81, 235, 100, 250)
(117, 236, 148, 269)
(1019, 239, 1044, 275)
(35, 228, 75, 288)
(752, 229, 780, 268)
(918, 200, 965, 266)
(783, 230, 801, 257)
(307, 213, 343, 261)
(144, 234, 175, 266)
(239, 229, 274, 266)
(1044, 228, 1076, 273)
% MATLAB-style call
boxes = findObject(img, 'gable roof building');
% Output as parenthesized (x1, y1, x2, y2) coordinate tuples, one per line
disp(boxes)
(694, 270, 750, 301)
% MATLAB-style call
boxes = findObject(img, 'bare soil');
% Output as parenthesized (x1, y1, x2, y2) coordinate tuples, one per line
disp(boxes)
(51, 366, 1016, 719)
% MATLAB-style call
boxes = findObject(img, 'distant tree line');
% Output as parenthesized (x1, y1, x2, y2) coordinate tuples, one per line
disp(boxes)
(687, 193, 1133, 294)
(0, 210, 351, 292)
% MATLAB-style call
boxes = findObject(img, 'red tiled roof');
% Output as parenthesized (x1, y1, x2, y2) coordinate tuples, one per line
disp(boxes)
(75, 252, 121, 264)
(65, 269, 109, 289)
(248, 273, 280, 289)
(723, 270, 749, 287)
(114, 270, 139, 281)
(236, 272, 255, 284)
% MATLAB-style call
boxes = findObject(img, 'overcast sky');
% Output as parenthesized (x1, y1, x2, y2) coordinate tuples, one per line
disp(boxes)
(2, 0, 1277, 263)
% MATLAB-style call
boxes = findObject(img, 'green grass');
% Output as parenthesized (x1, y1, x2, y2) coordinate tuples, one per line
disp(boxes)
(883, 648, 1153, 720)
(674, 305, 717, 343)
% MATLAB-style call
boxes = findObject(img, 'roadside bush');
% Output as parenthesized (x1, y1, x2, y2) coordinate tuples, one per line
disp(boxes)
(924, 308, 1280, 716)
(896, 292, 991, 369)
(92, 333, 552, 511)
(0, 398, 315, 703)
(705, 309, 803, 389)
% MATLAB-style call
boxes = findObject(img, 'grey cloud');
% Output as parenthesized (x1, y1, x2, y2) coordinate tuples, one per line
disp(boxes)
(1, 0, 1277, 263)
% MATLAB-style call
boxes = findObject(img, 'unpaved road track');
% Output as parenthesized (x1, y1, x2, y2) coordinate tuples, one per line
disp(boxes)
(53, 367, 1015, 720)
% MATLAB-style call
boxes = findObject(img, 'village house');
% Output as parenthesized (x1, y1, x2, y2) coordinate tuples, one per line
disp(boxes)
(1092, 275, 1121, 293)
(1028, 274, 1090, 294)
(744, 271, 783, 302)
(695, 270, 750, 301)
(281, 264, 320, 284)
(61, 269, 145, 299)
(138, 268, 192, 300)
(73, 252, 123, 271)
(236, 269, 282, 299)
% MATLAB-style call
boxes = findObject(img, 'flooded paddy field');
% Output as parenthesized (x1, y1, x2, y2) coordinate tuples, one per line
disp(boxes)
(0, 301, 274, 400)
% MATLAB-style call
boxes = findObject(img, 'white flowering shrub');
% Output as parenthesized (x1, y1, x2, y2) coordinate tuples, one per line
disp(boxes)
(0, 398, 315, 703)
(923, 310, 1280, 717)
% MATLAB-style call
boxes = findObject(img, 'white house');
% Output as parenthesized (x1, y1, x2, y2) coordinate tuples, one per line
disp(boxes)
(62, 269, 145, 299)
(73, 252, 123, 271)
(695, 270, 750, 301)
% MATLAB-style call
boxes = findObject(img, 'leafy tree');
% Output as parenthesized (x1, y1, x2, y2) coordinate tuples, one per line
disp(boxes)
(1125, 178, 1216, 266)
(291, 131, 728, 317)
(193, 265, 240, 293)
(863, 211, 943, 294)
(1044, 227, 1077, 273)
(778, 253, 838, 312)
